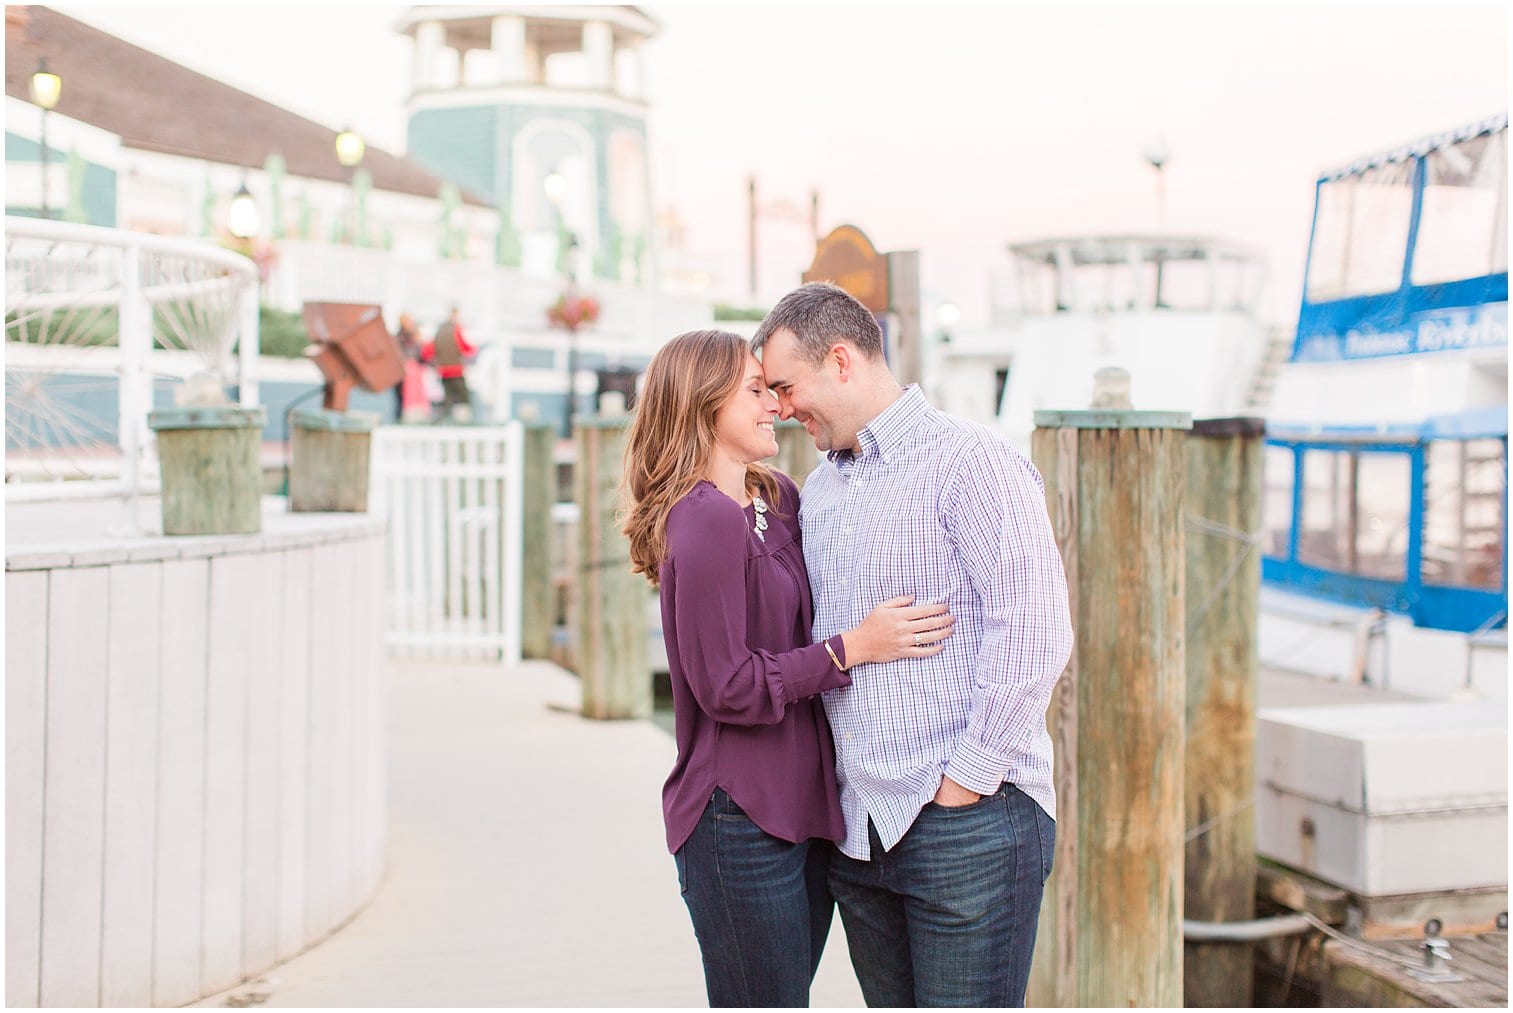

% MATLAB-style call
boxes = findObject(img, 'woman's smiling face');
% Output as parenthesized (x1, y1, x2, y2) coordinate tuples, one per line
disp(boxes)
(711, 352, 780, 464)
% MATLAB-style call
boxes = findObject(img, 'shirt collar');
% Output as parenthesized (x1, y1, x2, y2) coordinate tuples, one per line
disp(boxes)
(828, 384, 929, 466)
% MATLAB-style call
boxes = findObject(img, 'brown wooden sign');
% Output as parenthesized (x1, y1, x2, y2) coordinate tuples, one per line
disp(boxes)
(802, 225, 889, 312)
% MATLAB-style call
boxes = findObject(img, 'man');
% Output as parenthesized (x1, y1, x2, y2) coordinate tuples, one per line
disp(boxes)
(422, 307, 476, 422)
(753, 282, 1073, 1007)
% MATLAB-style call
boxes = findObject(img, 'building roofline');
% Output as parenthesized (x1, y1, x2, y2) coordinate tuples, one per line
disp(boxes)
(7, 6, 493, 207)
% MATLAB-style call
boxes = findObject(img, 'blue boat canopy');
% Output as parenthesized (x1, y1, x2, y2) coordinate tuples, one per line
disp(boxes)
(1268, 406, 1509, 444)
(1319, 112, 1509, 182)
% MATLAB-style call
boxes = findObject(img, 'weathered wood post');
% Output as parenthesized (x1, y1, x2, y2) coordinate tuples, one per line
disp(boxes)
(288, 409, 379, 512)
(520, 422, 556, 659)
(1028, 408, 1190, 1008)
(574, 415, 650, 719)
(1183, 417, 1265, 1006)
(147, 405, 267, 535)
(772, 419, 818, 490)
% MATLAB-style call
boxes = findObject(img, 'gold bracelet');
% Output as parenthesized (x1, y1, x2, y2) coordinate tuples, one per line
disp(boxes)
(824, 639, 849, 672)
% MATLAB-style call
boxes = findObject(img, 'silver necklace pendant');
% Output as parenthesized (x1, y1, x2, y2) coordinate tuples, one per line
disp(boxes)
(752, 493, 769, 541)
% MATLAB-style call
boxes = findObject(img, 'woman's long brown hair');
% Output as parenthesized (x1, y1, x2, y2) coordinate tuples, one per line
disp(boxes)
(620, 329, 780, 586)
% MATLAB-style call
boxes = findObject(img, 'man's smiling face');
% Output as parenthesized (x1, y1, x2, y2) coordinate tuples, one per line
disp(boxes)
(757, 327, 852, 453)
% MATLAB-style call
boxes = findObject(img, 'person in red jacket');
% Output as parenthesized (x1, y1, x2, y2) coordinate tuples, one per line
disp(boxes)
(421, 307, 477, 422)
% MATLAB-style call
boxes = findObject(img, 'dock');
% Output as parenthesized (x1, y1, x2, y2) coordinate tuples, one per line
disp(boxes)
(1254, 667, 1507, 1009)
(191, 659, 865, 1008)
(1323, 928, 1507, 1007)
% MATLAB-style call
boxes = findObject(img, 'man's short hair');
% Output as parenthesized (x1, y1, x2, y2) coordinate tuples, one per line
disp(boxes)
(751, 281, 885, 364)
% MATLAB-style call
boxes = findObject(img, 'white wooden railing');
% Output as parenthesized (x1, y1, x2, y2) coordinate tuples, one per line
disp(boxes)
(4, 217, 260, 499)
(370, 423, 525, 662)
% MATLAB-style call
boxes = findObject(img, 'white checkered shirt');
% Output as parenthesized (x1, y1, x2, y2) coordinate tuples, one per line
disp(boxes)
(801, 386, 1073, 860)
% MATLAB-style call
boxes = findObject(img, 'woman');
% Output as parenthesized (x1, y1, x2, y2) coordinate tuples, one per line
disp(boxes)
(620, 330, 954, 1007)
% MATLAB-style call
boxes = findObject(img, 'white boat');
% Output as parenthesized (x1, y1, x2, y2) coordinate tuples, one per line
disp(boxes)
(931, 233, 1282, 444)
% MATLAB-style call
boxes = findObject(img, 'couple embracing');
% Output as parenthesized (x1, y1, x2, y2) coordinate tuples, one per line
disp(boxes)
(620, 282, 1074, 1008)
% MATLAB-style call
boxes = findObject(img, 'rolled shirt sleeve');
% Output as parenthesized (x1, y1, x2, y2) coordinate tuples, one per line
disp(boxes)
(940, 443, 1074, 796)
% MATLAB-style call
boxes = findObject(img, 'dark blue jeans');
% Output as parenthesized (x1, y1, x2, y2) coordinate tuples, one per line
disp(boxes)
(828, 782, 1055, 1007)
(673, 788, 834, 1007)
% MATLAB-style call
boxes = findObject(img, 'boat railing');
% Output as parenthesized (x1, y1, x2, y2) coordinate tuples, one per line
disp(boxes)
(990, 235, 1268, 321)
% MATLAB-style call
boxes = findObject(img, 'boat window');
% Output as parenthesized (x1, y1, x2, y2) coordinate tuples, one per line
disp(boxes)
(1297, 448, 1410, 580)
(1412, 131, 1509, 285)
(1152, 257, 1219, 311)
(1298, 450, 1354, 571)
(1305, 160, 1415, 302)
(1353, 452, 1411, 581)
(1009, 257, 1060, 316)
(1262, 445, 1294, 559)
(1421, 438, 1507, 590)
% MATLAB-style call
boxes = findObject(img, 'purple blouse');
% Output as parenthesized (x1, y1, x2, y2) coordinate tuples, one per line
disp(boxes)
(658, 473, 851, 853)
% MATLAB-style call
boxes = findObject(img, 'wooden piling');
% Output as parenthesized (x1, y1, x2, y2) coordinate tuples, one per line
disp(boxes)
(148, 406, 266, 536)
(1028, 409, 1191, 1009)
(288, 409, 378, 512)
(520, 423, 556, 659)
(1183, 417, 1265, 1007)
(574, 416, 651, 719)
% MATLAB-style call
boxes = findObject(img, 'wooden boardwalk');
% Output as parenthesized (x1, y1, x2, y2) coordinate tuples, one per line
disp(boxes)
(1324, 930, 1507, 1007)
(192, 659, 865, 1008)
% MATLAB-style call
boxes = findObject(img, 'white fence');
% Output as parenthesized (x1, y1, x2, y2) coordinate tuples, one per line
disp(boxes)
(4, 216, 260, 499)
(370, 424, 525, 662)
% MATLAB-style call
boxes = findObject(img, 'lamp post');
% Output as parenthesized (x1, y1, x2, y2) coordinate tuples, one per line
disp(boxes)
(1143, 138, 1172, 307)
(227, 178, 260, 242)
(545, 170, 583, 437)
(30, 58, 61, 220)
(335, 128, 364, 243)
(1142, 137, 1171, 232)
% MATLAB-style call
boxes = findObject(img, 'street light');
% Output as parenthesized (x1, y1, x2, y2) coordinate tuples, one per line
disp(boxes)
(335, 128, 365, 169)
(1142, 138, 1174, 307)
(335, 128, 365, 243)
(543, 170, 568, 204)
(30, 58, 61, 220)
(1142, 137, 1171, 231)
(936, 302, 960, 337)
(227, 179, 260, 240)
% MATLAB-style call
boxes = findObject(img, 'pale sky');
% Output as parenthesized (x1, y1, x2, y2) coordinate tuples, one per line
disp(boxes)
(62, 2, 1509, 327)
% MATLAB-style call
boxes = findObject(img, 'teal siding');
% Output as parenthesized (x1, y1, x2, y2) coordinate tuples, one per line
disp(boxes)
(488, 105, 647, 280)
(513, 347, 557, 369)
(79, 162, 116, 226)
(407, 107, 499, 202)
(6, 131, 42, 159)
(5, 131, 117, 226)
(406, 101, 649, 278)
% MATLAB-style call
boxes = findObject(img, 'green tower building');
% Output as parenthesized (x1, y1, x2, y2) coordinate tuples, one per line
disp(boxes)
(397, 6, 657, 284)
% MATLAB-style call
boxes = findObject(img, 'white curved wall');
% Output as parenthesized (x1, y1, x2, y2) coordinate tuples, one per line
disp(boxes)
(5, 511, 388, 1007)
